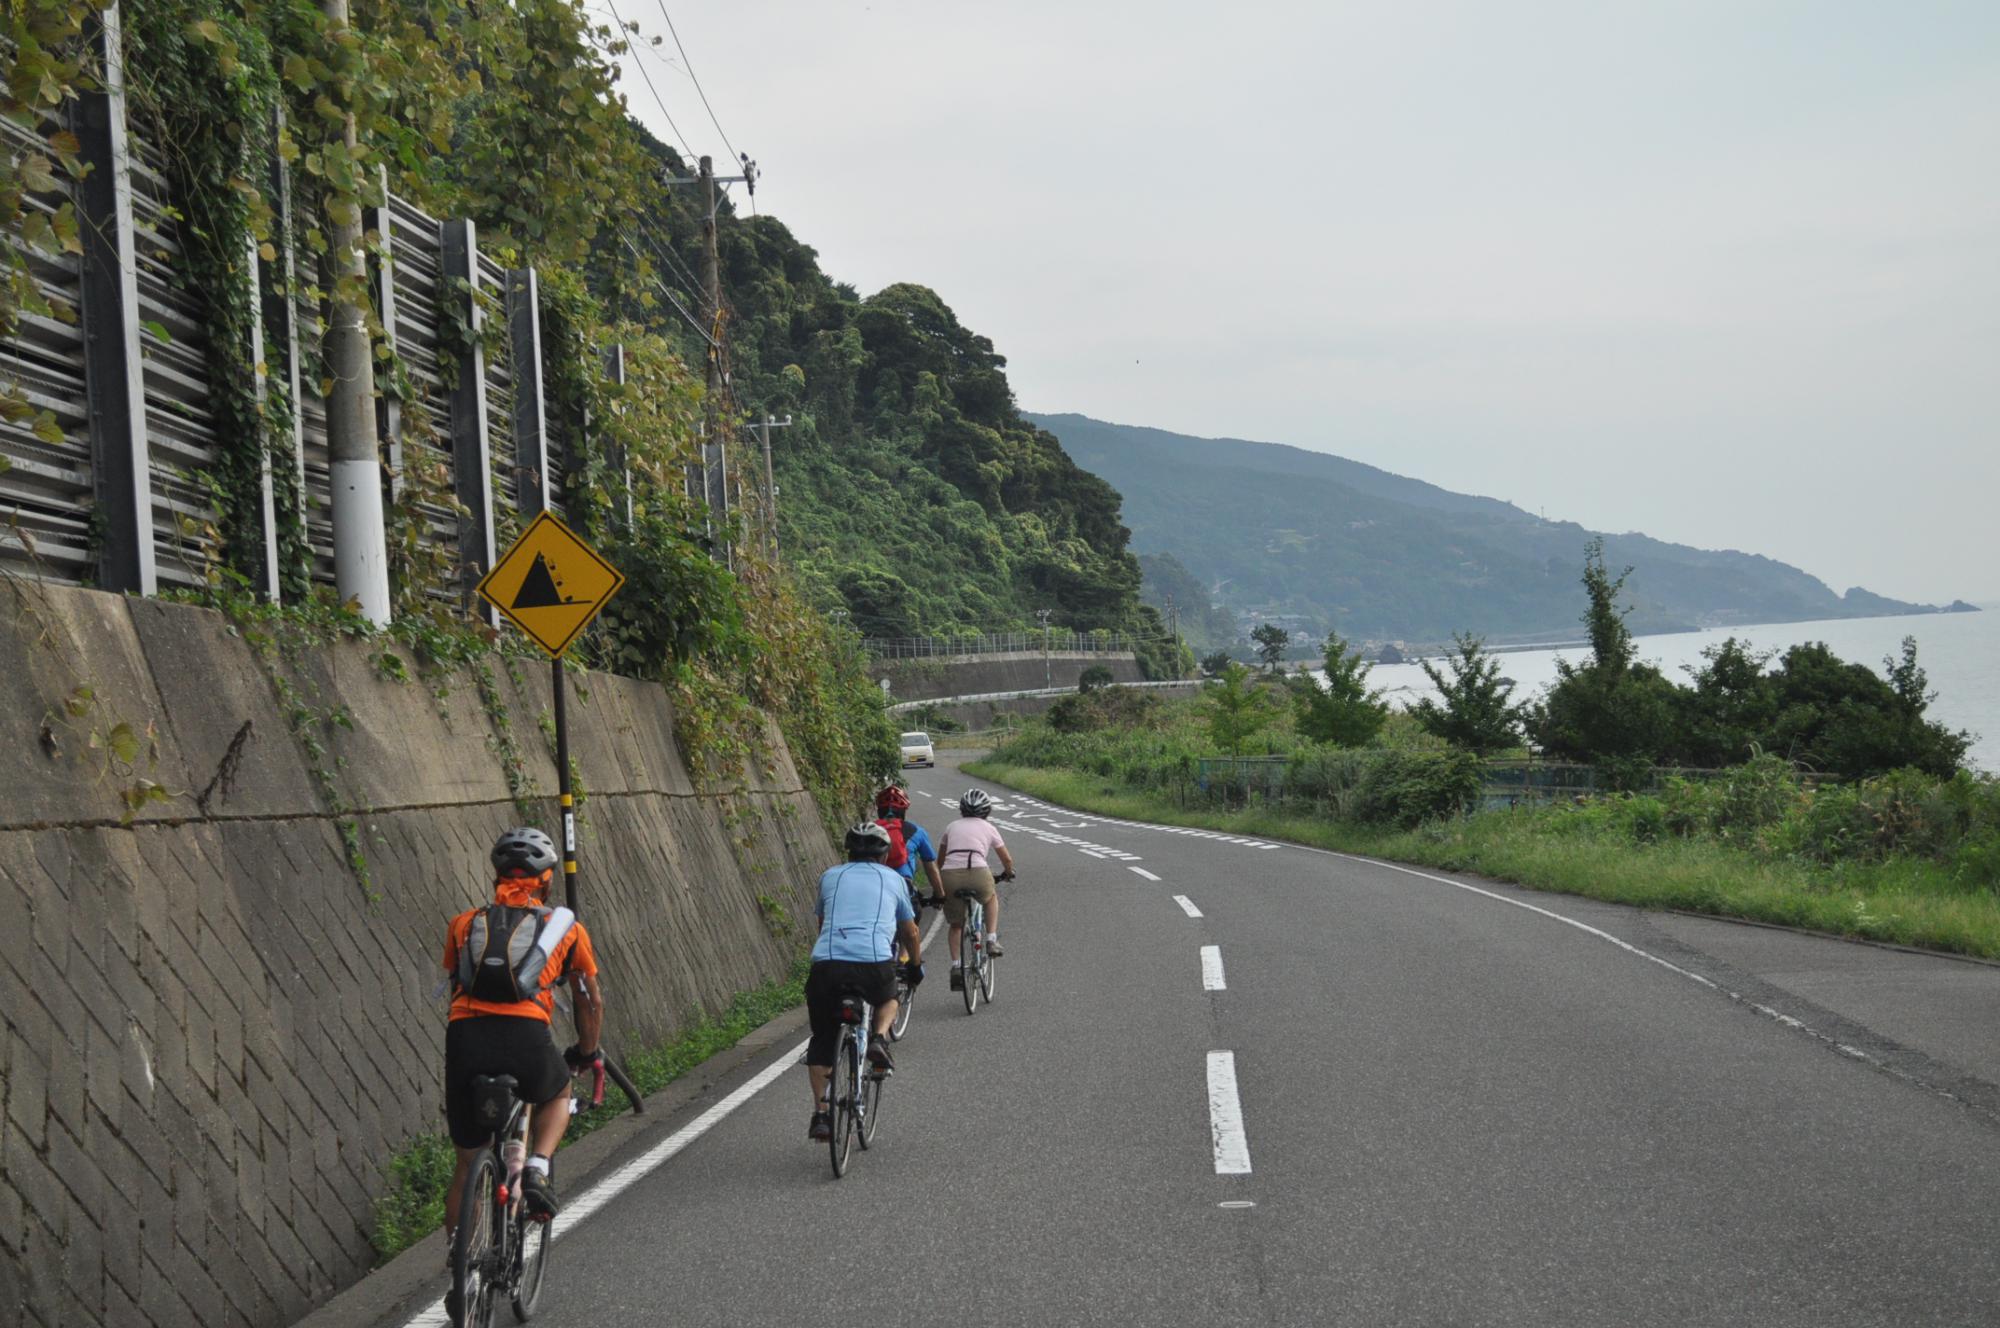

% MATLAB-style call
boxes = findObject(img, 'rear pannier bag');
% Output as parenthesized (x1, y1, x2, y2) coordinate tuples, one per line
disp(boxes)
(457, 904, 576, 1004)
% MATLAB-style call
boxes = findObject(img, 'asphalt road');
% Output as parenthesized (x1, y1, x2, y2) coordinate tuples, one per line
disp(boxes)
(388, 755, 2000, 1327)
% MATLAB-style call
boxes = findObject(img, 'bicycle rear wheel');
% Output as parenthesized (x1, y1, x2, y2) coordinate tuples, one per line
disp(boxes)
(451, 1153, 499, 1328)
(979, 945, 996, 1002)
(510, 1205, 550, 1321)
(828, 1032, 858, 1177)
(961, 920, 981, 1015)
(859, 1047, 885, 1147)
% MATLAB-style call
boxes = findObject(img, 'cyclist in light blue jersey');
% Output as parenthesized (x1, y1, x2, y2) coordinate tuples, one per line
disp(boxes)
(802, 823, 923, 1142)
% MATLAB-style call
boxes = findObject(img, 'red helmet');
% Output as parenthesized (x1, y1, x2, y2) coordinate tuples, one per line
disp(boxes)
(875, 785, 910, 813)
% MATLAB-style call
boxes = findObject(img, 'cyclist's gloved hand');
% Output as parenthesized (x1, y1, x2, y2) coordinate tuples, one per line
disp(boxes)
(997, 870, 1016, 883)
(925, 894, 946, 910)
(901, 962, 925, 987)
(563, 1043, 604, 1074)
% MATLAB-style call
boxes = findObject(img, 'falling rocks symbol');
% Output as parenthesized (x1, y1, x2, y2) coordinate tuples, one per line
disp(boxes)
(513, 552, 584, 609)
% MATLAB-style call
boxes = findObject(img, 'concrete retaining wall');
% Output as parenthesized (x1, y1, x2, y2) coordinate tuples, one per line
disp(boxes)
(0, 582, 834, 1328)
(872, 651, 1144, 704)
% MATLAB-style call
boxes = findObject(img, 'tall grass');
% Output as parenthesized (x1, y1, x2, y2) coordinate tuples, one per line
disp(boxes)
(967, 759, 2000, 961)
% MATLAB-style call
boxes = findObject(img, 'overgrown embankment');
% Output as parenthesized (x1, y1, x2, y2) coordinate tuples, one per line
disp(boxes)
(969, 692, 2000, 960)
(0, 581, 835, 1328)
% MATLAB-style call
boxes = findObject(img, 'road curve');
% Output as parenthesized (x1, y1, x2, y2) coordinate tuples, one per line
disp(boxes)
(386, 754, 2000, 1327)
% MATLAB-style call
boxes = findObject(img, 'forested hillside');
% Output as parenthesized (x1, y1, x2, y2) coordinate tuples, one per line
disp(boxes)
(613, 143, 1166, 662)
(1033, 413, 1961, 645)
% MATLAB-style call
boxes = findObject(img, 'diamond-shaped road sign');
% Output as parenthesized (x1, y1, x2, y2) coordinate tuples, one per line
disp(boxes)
(476, 511, 625, 658)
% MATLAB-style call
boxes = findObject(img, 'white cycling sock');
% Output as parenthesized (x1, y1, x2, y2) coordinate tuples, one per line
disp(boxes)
(950, 959, 963, 970)
(526, 1155, 551, 1177)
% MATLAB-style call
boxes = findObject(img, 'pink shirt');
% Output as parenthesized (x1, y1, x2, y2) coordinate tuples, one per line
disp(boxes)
(939, 817, 1007, 871)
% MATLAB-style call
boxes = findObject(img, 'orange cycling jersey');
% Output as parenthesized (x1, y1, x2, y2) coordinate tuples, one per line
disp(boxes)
(441, 879, 598, 1024)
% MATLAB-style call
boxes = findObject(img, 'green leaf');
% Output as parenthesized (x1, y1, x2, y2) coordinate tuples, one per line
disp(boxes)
(107, 722, 140, 764)
(31, 411, 63, 445)
(142, 319, 171, 344)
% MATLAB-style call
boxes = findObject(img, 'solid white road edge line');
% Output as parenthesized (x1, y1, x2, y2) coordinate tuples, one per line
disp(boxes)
(399, 910, 946, 1328)
(1175, 895, 1203, 918)
(1200, 944, 1226, 991)
(1130, 867, 1162, 881)
(1206, 1051, 1252, 1175)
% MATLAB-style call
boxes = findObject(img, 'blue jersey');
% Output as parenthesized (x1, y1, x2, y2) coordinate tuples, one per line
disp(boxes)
(811, 862, 915, 964)
(897, 823, 937, 883)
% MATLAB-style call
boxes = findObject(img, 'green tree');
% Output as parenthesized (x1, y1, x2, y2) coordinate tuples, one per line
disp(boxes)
(1251, 623, 1289, 671)
(1204, 664, 1276, 756)
(1528, 541, 1679, 776)
(1078, 664, 1114, 693)
(1200, 651, 1234, 679)
(1293, 632, 1389, 747)
(1410, 633, 1522, 755)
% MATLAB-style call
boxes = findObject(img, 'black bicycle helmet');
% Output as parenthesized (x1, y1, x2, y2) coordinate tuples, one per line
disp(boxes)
(845, 821, 893, 860)
(958, 789, 993, 818)
(492, 826, 559, 875)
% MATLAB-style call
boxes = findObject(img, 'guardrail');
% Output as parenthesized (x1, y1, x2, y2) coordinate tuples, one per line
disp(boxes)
(887, 679, 1198, 714)
(864, 633, 1149, 659)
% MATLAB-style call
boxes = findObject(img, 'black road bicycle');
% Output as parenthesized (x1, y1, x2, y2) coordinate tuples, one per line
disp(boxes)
(449, 1062, 609, 1327)
(824, 995, 885, 1177)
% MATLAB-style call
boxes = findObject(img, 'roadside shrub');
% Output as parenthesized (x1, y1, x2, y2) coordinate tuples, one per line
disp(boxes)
(1352, 750, 1482, 828)
(1661, 777, 1713, 838)
(1283, 748, 1372, 815)
(1046, 686, 1161, 734)
(1708, 754, 1799, 841)
(1621, 794, 1668, 845)
(1795, 782, 1872, 863)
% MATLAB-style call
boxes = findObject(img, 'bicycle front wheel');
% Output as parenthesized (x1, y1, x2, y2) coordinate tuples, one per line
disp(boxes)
(451, 1152, 499, 1328)
(828, 1032, 858, 1177)
(979, 945, 996, 1002)
(510, 1204, 550, 1322)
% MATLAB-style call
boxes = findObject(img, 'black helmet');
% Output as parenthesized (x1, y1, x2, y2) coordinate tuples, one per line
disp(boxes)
(492, 826, 559, 875)
(845, 821, 893, 860)
(958, 789, 993, 818)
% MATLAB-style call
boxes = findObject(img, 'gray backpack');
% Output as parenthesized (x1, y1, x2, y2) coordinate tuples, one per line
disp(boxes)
(456, 904, 577, 1003)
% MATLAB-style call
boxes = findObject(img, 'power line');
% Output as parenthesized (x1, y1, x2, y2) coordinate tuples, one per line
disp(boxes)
(617, 231, 717, 349)
(600, 0, 697, 163)
(654, 2, 739, 165)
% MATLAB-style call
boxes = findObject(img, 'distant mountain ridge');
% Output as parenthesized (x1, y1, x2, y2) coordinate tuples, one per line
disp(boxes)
(1028, 412, 1964, 645)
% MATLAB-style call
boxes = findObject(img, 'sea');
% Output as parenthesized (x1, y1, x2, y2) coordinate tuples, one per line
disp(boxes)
(1356, 609, 2000, 774)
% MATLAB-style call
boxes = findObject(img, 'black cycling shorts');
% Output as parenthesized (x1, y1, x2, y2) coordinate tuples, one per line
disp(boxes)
(444, 1015, 572, 1148)
(804, 960, 897, 1068)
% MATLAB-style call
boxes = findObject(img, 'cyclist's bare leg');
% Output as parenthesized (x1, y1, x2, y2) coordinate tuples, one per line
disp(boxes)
(985, 895, 1001, 938)
(530, 1089, 570, 1159)
(873, 1000, 897, 1039)
(443, 1144, 483, 1234)
(808, 1064, 832, 1109)
(947, 922, 965, 962)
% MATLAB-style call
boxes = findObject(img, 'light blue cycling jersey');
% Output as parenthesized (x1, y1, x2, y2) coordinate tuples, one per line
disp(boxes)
(811, 861, 915, 964)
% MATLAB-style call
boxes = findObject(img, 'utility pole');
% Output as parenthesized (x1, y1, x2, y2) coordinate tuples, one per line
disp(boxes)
(697, 155, 731, 565)
(322, 0, 389, 622)
(1037, 608, 1053, 689)
(758, 411, 794, 560)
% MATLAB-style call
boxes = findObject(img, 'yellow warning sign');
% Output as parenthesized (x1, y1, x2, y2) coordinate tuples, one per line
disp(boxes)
(475, 511, 625, 658)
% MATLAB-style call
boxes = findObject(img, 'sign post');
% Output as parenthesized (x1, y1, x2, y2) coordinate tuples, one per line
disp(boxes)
(476, 509, 626, 907)
(475, 510, 639, 1108)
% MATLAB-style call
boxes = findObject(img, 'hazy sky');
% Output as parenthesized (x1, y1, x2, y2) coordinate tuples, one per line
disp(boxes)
(615, 1, 1999, 604)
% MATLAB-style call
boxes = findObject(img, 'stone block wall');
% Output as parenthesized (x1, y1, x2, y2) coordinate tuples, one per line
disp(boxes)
(0, 582, 834, 1328)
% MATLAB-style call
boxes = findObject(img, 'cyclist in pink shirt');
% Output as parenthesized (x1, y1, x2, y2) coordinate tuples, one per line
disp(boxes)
(934, 789, 1016, 989)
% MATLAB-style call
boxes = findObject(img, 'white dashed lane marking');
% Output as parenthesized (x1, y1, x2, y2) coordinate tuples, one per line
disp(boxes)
(1206, 1051, 1253, 1175)
(1130, 867, 1161, 881)
(1200, 945, 1227, 991)
(1174, 895, 1203, 918)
